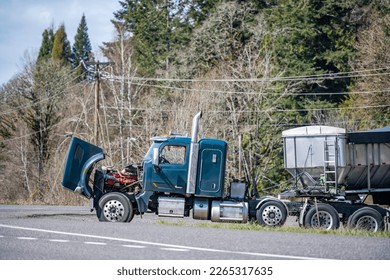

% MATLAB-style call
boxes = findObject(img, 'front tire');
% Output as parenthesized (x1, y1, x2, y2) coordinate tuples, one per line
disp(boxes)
(97, 192, 133, 222)
(304, 203, 340, 230)
(256, 200, 288, 227)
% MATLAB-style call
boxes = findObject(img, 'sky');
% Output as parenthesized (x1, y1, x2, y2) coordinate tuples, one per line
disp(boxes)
(0, 0, 122, 85)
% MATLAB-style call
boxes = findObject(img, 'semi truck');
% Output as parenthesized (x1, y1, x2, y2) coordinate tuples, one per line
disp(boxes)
(62, 112, 390, 231)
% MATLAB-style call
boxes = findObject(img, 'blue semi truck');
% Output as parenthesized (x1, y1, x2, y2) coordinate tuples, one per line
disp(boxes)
(62, 112, 390, 231)
(62, 112, 288, 226)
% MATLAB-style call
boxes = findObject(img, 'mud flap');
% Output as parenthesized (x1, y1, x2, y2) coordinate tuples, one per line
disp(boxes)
(135, 190, 153, 214)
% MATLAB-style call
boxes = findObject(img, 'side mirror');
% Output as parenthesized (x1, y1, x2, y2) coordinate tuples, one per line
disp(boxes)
(152, 148, 159, 169)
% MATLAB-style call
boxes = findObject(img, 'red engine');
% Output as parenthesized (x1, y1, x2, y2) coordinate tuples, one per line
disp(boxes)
(104, 165, 140, 192)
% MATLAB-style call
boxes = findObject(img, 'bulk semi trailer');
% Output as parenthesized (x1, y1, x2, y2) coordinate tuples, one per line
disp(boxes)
(282, 125, 390, 231)
(62, 112, 390, 231)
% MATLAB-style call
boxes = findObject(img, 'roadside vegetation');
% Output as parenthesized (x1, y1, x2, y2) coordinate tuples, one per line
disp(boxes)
(0, 0, 389, 205)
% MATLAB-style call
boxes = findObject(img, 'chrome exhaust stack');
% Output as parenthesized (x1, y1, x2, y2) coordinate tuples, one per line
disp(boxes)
(186, 111, 202, 194)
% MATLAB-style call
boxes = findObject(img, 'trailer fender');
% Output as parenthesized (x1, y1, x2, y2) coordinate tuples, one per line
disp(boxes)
(255, 197, 289, 213)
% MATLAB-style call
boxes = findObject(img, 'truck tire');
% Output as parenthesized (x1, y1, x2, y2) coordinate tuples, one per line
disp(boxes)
(97, 192, 133, 222)
(256, 200, 287, 227)
(304, 203, 340, 230)
(347, 207, 384, 232)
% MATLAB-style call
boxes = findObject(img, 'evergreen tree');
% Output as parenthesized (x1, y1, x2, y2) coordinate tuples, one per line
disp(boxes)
(264, 0, 372, 124)
(52, 24, 72, 65)
(72, 14, 92, 69)
(115, 0, 201, 75)
(187, 0, 221, 27)
(186, 1, 262, 75)
(265, 0, 368, 95)
(37, 27, 54, 61)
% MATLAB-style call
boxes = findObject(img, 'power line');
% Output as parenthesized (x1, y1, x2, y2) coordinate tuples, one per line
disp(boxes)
(100, 104, 390, 113)
(101, 67, 390, 83)
(104, 119, 390, 129)
(122, 81, 389, 97)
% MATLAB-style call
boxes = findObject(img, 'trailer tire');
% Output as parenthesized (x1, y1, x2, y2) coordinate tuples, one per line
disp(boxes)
(256, 200, 287, 227)
(97, 192, 133, 222)
(347, 207, 384, 232)
(304, 203, 340, 230)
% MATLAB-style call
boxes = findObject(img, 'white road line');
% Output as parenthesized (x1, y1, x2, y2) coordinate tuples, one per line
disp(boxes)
(84, 242, 107, 246)
(49, 239, 70, 243)
(0, 223, 327, 260)
(122, 245, 146, 249)
(17, 237, 38, 240)
(160, 248, 189, 252)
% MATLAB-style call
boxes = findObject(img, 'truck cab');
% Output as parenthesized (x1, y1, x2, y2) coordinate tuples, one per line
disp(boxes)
(142, 135, 227, 197)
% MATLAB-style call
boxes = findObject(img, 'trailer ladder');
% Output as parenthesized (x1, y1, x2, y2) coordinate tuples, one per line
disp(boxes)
(323, 139, 338, 194)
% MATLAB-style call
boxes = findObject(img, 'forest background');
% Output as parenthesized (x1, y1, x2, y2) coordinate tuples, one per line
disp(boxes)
(0, 0, 389, 205)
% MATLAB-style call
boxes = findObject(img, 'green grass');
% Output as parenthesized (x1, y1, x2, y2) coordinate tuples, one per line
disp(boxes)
(156, 219, 390, 238)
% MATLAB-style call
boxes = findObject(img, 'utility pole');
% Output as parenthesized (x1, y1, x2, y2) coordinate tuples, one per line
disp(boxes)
(84, 60, 111, 146)
(94, 61, 100, 145)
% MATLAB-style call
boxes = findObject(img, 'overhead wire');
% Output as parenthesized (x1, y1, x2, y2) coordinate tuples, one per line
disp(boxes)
(121, 81, 390, 97)
(101, 66, 390, 83)
(99, 103, 389, 113)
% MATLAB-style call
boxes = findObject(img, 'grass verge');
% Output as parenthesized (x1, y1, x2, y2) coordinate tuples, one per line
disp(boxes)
(156, 219, 390, 238)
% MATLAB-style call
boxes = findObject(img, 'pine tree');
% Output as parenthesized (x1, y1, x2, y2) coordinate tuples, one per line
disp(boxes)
(52, 24, 72, 65)
(263, 0, 372, 124)
(265, 0, 367, 94)
(72, 14, 92, 69)
(187, 0, 221, 27)
(115, 0, 198, 75)
(37, 27, 54, 61)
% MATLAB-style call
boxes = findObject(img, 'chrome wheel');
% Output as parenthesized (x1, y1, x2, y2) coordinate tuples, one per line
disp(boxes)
(97, 192, 132, 222)
(262, 205, 283, 226)
(256, 200, 288, 227)
(103, 199, 125, 222)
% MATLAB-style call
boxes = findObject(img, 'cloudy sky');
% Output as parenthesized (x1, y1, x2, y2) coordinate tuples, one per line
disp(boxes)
(0, 0, 122, 85)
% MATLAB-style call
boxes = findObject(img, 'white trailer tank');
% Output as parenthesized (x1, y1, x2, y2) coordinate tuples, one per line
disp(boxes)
(282, 125, 390, 202)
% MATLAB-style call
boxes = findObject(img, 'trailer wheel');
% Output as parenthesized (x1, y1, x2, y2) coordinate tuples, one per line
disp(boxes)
(256, 200, 287, 227)
(97, 192, 133, 222)
(347, 207, 384, 232)
(304, 203, 340, 230)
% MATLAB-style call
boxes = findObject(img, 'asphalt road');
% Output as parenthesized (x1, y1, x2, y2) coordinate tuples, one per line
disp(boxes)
(0, 204, 389, 260)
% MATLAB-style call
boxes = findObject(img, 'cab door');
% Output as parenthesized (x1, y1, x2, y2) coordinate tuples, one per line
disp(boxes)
(152, 144, 188, 195)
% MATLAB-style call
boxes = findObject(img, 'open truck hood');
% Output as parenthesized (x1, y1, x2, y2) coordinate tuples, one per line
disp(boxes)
(62, 137, 105, 199)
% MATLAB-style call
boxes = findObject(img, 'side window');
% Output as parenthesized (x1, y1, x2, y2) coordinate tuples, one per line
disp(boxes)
(161, 145, 186, 165)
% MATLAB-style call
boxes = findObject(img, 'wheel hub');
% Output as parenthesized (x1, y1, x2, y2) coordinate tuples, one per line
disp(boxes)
(356, 216, 378, 232)
(103, 200, 124, 221)
(262, 205, 282, 226)
(311, 211, 333, 230)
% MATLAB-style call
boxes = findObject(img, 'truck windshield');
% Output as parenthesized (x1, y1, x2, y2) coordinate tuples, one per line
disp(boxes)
(144, 142, 162, 161)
